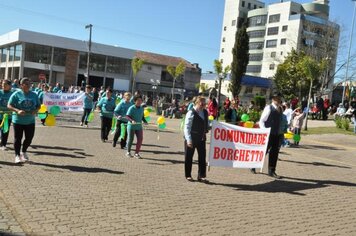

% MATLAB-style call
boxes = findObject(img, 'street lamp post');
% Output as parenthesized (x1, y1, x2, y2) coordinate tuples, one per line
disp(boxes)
(341, 0, 356, 104)
(85, 24, 93, 86)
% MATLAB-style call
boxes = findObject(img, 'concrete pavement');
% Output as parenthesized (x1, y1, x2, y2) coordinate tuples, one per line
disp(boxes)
(0, 113, 355, 235)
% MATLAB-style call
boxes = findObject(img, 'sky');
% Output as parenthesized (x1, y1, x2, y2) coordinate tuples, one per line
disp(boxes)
(0, 0, 355, 81)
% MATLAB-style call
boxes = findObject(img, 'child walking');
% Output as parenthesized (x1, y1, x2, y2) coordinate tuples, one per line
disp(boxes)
(291, 107, 305, 146)
(125, 95, 147, 158)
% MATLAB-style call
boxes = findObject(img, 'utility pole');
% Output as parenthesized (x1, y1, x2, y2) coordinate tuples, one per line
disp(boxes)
(85, 24, 93, 86)
(342, 1, 356, 104)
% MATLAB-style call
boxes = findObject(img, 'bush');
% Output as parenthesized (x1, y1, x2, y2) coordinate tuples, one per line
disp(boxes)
(342, 118, 350, 131)
(254, 96, 266, 111)
(334, 116, 343, 128)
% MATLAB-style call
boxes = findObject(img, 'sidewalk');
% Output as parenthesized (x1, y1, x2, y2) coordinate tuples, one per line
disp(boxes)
(0, 114, 355, 235)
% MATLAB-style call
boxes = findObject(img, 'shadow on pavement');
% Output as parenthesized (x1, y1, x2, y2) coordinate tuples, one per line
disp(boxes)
(0, 231, 23, 236)
(0, 161, 24, 167)
(140, 149, 184, 155)
(143, 157, 197, 165)
(280, 159, 351, 169)
(141, 144, 169, 148)
(27, 150, 92, 159)
(206, 176, 356, 196)
(59, 125, 101, 130)
(31, 145, 84, 151)
(31, 162, 124, 174)
(295, 144, 344, 151)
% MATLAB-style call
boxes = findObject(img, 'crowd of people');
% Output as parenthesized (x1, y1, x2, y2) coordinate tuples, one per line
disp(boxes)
(1, 77, 355, 182)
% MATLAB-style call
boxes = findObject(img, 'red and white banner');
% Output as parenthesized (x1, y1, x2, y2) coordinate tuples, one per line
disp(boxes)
(43, 93, 85, 112)
(209, 121, 271, 169)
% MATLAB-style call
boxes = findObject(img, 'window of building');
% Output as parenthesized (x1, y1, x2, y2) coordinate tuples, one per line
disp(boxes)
(247, 30, 265, 38)
(14, 44, 22, 61)
(222, 37, 225, 42)
(232, 20, 236, 26)
(269, 64, 275, 70)
(249, 42, 264, 50)
(271, 52, 276, 58)
(147, 66, 152, 70)
(1, 48, 8, 63)
(254, 5, 257, 9)
(53, 47, 66, 66)
(248, 3, 251, 9)
(89, 54, 106, 72)
(245, 86, 253, 94)
(282, 25, 288, 32)
(24, 43, 51, 64)
(8, 46, 15, 62)
(220, 59, 223, 64)
(221, 48, 224, 53)
(281, 38, 287, 45)
(260, 88, 267, 95)
(246, 65, 262, 73)
(224, 26, 227, 31)
(267, 27, 279, 36)
(266, 39, 277, 48)
(242, 1, 245, 7)
(249, 53, 263, 61)
(106, 56, 131, 75)
(248, 15, 267, 27)
(269, 14, 280, 23)
(281, 51, 283, 55)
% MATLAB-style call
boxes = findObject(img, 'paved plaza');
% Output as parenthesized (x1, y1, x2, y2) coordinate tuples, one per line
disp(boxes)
(0, 113, 356, 235)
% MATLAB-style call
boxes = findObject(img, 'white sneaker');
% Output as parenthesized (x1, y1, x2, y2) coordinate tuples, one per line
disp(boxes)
(134, 153, 142, 159)
(20, 152, 29, 162)
(15, 155, 21, 164)
(1, 146, 7, 151)
(125, 152, 133, 158)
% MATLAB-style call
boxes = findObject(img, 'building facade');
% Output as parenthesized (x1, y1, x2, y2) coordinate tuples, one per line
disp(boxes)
(219, 0, 264, 67)
(219, 0, 339, 96)
(0, 29, 200, 98)
(200, 73, 272, 106)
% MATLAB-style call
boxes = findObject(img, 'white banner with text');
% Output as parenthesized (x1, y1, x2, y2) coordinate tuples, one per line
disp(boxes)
(209, 121, 271, 169)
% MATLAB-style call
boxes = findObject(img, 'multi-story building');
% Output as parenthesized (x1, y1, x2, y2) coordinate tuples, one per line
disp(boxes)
(0, 29, 200, 98)
(219, 0, 265, 67)
(219, 0, 339, 96)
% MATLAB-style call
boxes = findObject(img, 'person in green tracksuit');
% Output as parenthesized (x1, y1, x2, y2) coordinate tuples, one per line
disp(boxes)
(8, 77, 40, 164)
(125, 95, 147, 159)
(96, 88, 115, 142)
(0, 80, 14, 150)
(113, 92, 132, 149)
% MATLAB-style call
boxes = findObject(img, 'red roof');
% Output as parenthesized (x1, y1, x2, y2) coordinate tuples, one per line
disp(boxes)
(135, 51, 195, 69)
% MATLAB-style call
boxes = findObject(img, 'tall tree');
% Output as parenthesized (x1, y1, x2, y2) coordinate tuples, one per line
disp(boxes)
(230, 23, 249, 98)
(131, 57, 145, 94)
(297, 55, 325, 130)
(214, 59, 230, 118)
(274, 49, 308, 101)
(167, 61, 186, 103)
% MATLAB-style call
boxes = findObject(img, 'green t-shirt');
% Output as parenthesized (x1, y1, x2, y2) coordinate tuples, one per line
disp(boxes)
(97, 97, 116, 118)
(126, 105, 144, 130)
(8, 90, 40, 125)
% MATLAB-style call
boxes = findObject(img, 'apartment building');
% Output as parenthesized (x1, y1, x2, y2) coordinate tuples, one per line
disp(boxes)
(219, 0, 339, 94)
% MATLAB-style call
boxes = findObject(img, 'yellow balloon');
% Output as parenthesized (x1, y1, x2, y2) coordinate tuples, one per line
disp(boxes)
(45, 114, 56, 126)
(244, 121, 254, 128)
(144, 110, 150, 117)
(208, 115, 214, 121)
(157, 116, 165, 125)
(38, 104, 47, 113)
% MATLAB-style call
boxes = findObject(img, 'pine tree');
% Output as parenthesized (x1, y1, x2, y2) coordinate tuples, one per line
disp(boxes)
(230, 23, 249, 98)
